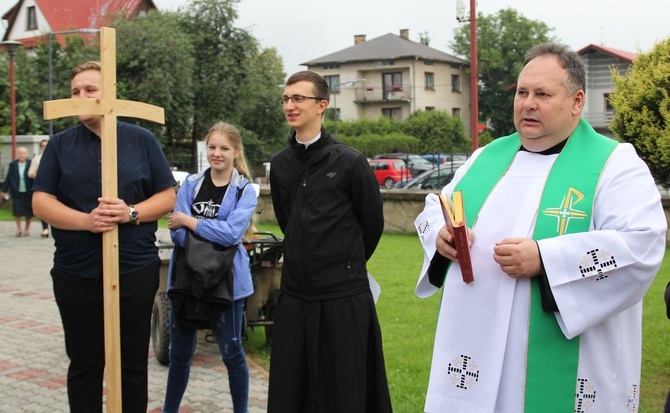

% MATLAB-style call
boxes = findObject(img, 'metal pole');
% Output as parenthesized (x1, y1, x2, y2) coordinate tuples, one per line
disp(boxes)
(9, 51, 17, 159)
(333, 92, 338, 137)
(469, 0, 479, 151)
(48, 33, 53, 136)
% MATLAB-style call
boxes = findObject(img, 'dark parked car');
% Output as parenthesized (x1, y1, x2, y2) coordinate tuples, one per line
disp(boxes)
(422, 153, 469, 165)
(368, 158, 412, 188)
(395, 161, 465, 189)
(373, 153, 434, 176)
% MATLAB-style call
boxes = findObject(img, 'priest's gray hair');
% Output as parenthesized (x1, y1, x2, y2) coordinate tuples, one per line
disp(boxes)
(523, 43, 585, 96)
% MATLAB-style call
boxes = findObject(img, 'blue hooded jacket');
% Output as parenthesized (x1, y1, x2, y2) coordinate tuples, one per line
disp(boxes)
(166, 168, 256, 300)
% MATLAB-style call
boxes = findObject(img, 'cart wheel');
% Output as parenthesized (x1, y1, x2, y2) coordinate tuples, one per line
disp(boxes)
(265, 289, 281, 347)
(151, 291, 171, 366)
(241, 309, 248, 341)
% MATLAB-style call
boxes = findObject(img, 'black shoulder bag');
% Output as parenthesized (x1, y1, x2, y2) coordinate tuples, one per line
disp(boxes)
(182, 184, 248, 303)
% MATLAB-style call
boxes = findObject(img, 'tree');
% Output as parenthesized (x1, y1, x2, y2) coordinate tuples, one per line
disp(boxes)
(175, 0, 289, 168)
(8, 33, 100, 136)
(402, 110, 468, 154)
(322, 111, 467, 156)
(451, 8, 555, 136)
(113, 10, 196, 167)
(419, 31, 431, 46)
(609, 39, 670, 184)
(178, 0, 252, 140)
(0, 0, 288, 170)
(232, 47, 289, 165)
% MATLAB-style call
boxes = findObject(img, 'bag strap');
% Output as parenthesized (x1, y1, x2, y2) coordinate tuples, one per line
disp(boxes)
(236, 183, 247, 201)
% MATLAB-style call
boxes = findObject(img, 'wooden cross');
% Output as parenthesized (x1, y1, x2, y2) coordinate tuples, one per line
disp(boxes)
(43, 27, 164, 412)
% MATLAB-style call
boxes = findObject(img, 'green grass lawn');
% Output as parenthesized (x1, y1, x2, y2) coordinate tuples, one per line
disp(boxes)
(7, 207, 669, 410)
(248, 221, 670, 412)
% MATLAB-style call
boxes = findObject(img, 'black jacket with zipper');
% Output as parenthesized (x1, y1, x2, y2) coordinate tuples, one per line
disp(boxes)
(269, 128, 384, 301)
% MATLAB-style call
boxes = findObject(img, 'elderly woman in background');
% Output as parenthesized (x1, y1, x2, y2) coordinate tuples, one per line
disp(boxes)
(1, 147, 33, 237)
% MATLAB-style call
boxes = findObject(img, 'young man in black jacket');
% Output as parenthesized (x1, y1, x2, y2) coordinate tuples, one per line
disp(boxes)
(268, 70, 392, 413)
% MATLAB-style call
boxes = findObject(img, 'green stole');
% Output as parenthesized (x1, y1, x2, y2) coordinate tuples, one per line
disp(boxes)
(453, 119, 617, 411)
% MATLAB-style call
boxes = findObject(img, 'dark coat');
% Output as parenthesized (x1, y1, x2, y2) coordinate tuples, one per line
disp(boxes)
(269, 129, 384, 301)
(2, 158, 32, 197)
(268, 128, 392, 413)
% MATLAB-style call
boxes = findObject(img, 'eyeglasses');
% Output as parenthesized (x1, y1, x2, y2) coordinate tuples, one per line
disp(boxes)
(279, 95, 323, 105)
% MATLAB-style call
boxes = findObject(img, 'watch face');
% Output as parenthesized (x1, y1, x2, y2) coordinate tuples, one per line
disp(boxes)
(130, 208, 138, 220)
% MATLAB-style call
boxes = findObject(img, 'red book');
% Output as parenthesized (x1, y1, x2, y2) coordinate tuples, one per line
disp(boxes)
(438, 191, 474, 284)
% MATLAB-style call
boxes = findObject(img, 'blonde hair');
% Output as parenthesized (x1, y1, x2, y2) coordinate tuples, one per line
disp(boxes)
(71, 61, 101, 79)
(204, 122, 253, 180)
(205, 122, 256, 241)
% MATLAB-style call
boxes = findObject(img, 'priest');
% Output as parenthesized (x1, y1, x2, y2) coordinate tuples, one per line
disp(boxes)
(414, 42, 666, 413)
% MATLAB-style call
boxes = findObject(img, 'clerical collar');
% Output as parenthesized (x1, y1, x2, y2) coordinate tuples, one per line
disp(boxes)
(520, 138, 568, 155)
(295, 132, 321, 149)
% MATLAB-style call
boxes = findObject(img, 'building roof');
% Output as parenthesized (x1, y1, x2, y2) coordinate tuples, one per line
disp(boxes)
(2, 0, 157, 44)
(577, 44, 637, 62)
(302, 32, 469, 67)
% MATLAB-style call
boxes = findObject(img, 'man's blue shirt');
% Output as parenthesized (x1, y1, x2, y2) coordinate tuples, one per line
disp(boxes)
(33, 121, 176, 279)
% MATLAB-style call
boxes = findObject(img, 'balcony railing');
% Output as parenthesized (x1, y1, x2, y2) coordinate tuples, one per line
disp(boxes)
(354, 84, 412, 103)
(583, 111, 615, 128)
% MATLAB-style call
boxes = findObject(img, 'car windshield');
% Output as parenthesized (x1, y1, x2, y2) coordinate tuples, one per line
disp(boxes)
(400, 162, 464, 189)
(407, 155, 431, 165)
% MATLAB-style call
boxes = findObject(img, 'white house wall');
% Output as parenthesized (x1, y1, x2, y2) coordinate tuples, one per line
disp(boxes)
(582, 52, 631, 130)
(310, 57, 471, 138)
(6, 0, 51, 40)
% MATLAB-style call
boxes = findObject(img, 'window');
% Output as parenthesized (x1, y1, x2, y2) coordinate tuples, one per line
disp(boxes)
(382, 107, 402, 120)
(425, 72, 435, 90)
(325, 75, 340, 93)
(604, 93, 613, 112)
(322, 64, 340, 70)
(424, 61, 434, 66)
(452, 74, 461, 92)
(426, 106, 435, 111)
(452, 108, 461, 118)
(328, 107, 340, 121)
(26, 6, 38, 30)
(383, 72, 403, 98)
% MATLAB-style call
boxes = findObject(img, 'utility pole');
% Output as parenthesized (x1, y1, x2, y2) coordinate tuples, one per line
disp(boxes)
(457, 0, 478, 152)
(468, 0, 479, 151)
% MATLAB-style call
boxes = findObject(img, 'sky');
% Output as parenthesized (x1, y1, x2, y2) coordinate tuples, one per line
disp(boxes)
(1, 0, 667, 77)
(150, 0, 669, 78)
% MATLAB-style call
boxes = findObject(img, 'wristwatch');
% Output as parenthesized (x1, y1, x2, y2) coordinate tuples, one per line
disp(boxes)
(129, 205, 140, 225)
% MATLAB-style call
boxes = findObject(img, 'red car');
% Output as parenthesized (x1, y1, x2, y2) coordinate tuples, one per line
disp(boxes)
(368, 158, 412, 188)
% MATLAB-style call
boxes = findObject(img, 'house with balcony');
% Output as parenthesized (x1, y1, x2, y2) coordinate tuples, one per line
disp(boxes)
(302, 29, 472, 137)
(578, 44, 636, 136)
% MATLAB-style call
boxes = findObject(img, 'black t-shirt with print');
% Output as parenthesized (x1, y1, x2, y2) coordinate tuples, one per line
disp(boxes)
(192, 169, 229, 220)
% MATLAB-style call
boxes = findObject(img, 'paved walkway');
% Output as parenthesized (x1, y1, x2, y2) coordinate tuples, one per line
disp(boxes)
(0, 221, 268, 412)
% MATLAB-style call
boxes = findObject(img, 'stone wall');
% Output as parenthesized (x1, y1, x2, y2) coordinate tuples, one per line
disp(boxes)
(258, 185, 670, 241)
(256, 186, 440, 234)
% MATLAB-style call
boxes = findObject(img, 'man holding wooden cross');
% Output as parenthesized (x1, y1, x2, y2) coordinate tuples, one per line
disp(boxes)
(32, 60, 176, 412)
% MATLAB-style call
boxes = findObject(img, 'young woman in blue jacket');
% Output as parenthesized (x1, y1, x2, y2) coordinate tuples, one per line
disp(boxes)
(162, 122, 257, 413)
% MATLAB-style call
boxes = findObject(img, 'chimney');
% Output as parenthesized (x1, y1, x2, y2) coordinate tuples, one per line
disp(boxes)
(400, 29, 409, 39)
(354, 34, 366, 45)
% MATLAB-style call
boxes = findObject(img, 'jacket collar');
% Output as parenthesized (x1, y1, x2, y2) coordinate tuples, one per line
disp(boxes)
(290, 127, 334, 160)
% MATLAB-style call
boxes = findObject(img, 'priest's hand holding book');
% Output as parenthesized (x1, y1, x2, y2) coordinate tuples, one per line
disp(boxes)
(437, 191, 475, 284)
(435, 222, 475, 265)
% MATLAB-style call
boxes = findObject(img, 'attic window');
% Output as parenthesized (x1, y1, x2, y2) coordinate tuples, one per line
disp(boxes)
(26, 6, 38, 30)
